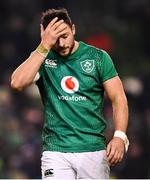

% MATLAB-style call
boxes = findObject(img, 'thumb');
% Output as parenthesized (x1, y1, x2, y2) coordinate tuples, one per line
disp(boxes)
(106, 142, 111, 156)
(40, 24, 44, 37)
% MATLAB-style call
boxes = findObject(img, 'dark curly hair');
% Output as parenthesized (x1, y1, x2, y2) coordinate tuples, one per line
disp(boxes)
(41, 8, 73, 30)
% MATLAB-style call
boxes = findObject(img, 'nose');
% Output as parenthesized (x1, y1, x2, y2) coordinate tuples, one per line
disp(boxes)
(58, 38, 65, 47)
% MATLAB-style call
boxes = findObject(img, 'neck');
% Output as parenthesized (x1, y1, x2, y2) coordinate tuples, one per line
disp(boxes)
(71, 41, 79, 54)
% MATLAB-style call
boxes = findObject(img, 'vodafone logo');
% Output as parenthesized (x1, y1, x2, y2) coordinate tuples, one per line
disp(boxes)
(59, 76, 86, 101)
(61, 76, 79, 94)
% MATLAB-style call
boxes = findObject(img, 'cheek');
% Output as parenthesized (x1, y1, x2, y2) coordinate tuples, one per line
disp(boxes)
(67, 36, 74, 46)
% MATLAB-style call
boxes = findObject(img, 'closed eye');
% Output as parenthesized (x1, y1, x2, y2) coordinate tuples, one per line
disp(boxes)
(61, 34, 68, 39)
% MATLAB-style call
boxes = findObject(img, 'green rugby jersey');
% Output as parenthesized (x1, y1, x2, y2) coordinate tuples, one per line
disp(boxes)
(36, 41, 118, 152)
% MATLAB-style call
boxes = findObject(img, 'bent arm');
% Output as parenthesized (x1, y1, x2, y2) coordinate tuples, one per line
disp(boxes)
(11, 51, 45, 91)
(11, 18, 69, 91)
(103, 76, 128, 132)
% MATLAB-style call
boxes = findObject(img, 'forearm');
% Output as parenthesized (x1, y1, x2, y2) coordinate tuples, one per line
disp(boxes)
(112, 95, 128, 132)
(104, 76, 129, 163)
(11, 50, 45, 90)
(11, 18, 68, 91)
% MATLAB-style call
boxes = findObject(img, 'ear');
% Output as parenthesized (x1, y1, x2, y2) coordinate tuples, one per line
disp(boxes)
(72, 24, 75, 35)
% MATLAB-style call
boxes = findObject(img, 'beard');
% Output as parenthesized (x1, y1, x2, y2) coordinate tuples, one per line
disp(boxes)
(52, 38, 75, 57)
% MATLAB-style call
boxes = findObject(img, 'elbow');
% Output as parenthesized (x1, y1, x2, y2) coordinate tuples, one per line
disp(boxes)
(11, 79, 23, 91)
(11, 75, 33, 91)
(11, 76, 24, 91)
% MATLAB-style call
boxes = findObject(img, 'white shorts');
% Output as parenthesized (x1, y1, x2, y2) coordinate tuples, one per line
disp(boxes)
(41, 150, 110, 179)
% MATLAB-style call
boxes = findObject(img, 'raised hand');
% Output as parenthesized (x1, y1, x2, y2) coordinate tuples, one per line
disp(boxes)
(40, 17, 68, 49)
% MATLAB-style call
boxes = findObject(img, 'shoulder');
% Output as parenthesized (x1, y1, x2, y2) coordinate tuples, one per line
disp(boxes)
(81, 41, 109, 58)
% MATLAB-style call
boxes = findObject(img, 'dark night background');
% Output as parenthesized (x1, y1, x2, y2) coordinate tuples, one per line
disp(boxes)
(0, 0, 150, 178)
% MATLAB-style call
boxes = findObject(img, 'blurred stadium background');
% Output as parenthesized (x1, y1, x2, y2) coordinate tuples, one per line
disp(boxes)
(0, 0, 150, 179)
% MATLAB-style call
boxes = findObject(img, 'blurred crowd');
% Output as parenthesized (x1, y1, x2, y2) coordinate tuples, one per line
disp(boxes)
(0, 0, 150, 179)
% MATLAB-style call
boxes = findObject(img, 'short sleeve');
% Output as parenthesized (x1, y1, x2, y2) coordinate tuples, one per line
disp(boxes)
(98, 50, 118, 83)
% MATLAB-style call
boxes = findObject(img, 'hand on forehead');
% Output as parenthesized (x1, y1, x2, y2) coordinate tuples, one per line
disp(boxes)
(46, 17, 68, 30)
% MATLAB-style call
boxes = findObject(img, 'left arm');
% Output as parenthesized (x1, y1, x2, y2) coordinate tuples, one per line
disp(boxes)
(103, 76, 129, 165)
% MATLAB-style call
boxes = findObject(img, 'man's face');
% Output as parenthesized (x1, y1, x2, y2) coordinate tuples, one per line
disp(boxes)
(52, 23, 75, 57)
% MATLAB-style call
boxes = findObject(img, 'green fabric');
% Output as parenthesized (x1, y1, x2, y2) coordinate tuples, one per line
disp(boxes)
(36, 41, 118, 152)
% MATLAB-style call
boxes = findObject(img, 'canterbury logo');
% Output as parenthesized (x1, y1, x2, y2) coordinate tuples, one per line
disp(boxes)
(44, 169, 54, 177)
(45, 59, 57, 68)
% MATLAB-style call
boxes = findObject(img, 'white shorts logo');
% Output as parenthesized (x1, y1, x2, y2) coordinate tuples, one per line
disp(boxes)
(61, 76, 79, 94)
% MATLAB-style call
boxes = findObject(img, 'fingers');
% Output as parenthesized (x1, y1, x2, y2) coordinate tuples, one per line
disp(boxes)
(40, 17, 68, 48)
(42, 16, 68, 37)
(46, 17, 58, 30)
(106, 143, 111, 157)
(51, 19, 64, 30)
(107, 143, 116, 164)
(109, 150, 119, 165)
(111, 152, 124, 166)
(55, 23, 68, 34)
(109, 148, 124, 165)
(118, 150, 124, 162)
(45, 17, 64, 32)
(56, 28, 68, 38)
(106, 138, 125, 166)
